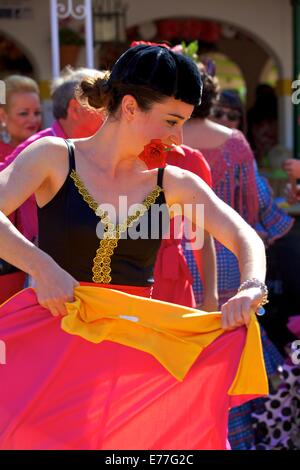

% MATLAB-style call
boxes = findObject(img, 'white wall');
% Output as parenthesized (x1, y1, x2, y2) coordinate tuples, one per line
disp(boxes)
(0, 0, 293, 80)
(0, 0, 293, 146)
(126, 0, 292, 77)
(126, 0, 293, 147)
(0, 0, 52, 80)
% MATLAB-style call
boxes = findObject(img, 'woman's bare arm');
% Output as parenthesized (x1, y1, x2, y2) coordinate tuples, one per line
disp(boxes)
(185, 220, 218, 310)
(197, 231, 218, 311)
(165, 166, 266, 329)
(0, 137, 78, 315)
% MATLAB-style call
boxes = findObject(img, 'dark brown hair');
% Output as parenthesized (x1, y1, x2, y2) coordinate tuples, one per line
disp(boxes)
(191, 73, 219, 119)
(76, 72, 168, 116)
(216, 89, 245, 132)
(76, 44, 202, 116)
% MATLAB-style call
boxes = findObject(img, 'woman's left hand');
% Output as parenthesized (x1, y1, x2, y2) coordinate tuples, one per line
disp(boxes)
(282, 158, 300, 179)
(221, 287, 264, 330)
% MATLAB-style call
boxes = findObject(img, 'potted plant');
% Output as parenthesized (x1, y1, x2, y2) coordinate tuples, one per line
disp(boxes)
(59, 27, 85, 69)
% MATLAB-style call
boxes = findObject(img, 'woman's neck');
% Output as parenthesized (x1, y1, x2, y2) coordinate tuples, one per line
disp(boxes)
(78, 119, 146, 178)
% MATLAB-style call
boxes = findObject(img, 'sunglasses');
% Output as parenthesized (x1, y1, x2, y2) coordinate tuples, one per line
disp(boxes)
(211, 108, 241, 122)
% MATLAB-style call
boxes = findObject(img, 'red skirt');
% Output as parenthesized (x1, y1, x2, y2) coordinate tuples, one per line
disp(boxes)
(0, 271, 26, 305)
(0, 283, 261, 450)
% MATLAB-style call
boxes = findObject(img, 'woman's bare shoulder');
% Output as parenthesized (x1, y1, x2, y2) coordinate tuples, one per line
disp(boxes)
(0, 137, 70, 215)
(163, 164, 217, 209)
(184, 119, 233, 149)
(164, 164, 208, 192)
(20, 135, 67, 157)
(202, 120, 233, 143)
(207, 119, 233, 135)
(165, 164, 204, 180)
(7, 136, 69, 174)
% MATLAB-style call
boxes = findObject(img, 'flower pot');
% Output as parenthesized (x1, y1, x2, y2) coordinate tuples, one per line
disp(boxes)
(60, 45, 80, 69)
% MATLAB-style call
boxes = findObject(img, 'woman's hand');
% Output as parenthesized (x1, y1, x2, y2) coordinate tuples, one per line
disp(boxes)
(284, 182, 300, 205)
(221, 286, 264, 330)
(32, 255, 79, 317)
(282, 158, 300, 179)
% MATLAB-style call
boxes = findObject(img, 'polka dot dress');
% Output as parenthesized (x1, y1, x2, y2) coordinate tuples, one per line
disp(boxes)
(251, 363, 300, 449)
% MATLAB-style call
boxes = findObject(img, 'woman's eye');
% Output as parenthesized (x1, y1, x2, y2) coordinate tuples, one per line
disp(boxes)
(167, 120, 177, 127)
(18, 111, 41, 117)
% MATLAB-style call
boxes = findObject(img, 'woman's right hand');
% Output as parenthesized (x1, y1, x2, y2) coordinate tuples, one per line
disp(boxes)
(284, 182, 300, 205)
(282, 158, 300, 179)
(32, 255, 79, 317)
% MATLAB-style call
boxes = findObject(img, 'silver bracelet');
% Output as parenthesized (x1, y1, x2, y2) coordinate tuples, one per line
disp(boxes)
(237, 278, 268, 316)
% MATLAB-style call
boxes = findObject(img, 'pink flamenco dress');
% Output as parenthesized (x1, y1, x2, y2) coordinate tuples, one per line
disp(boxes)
(0, 140, 27, 303)
(0, 140, 268, 450)
(151, 144, 212, 307)
(0, 122, 67, 304)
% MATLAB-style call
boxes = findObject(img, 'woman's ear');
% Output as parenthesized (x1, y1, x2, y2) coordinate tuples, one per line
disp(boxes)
(121, 95, 139, 121)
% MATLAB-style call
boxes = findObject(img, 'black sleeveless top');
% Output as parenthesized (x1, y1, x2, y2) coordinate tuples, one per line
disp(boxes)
(38, 140, 168, 286)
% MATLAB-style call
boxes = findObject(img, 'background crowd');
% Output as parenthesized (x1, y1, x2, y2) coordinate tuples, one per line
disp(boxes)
(0, 42, 299, 450)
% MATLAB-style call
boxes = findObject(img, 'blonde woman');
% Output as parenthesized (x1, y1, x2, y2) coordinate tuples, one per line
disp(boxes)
(0, 75, 41, 302)
(0, 75, 41, 162)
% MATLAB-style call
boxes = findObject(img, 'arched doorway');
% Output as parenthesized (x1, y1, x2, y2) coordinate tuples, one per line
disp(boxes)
(126, 17, 281, 108)
(260, 57, 279, 87)
(200, 51, 247, 99)
(126, 17, 285, 179)
(0, 32, 35, 78)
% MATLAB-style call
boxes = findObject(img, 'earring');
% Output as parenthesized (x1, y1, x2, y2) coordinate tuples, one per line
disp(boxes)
(0, 122, 11, 144)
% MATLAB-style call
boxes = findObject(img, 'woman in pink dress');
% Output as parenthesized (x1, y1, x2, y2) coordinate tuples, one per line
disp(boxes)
(0, 75, 41, 303)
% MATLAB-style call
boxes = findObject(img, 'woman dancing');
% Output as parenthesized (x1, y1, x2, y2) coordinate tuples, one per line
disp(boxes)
(0, 45, 268, 450)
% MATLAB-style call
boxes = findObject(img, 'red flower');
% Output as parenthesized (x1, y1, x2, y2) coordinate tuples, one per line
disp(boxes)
(138, 139, 169, 169)
(130, 40, 170, 49)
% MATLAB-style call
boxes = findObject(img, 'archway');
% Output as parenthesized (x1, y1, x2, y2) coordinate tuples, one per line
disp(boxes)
(260, 57, 279, 87)
(126, 16, 285, 172)
(126, 17, 281, 108)
(0, 31, 37, 79)
(200, 51, 247, 99)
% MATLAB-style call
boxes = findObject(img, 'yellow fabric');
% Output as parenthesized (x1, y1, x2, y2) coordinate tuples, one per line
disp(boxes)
(62, 286, 268, 396)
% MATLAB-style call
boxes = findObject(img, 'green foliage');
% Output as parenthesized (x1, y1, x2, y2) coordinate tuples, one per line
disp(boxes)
(59, 27, 85, 46)
(181, 41, 199, 61)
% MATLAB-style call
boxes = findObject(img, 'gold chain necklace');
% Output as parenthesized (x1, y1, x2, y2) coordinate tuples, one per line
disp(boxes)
(70, 169, 163, 283)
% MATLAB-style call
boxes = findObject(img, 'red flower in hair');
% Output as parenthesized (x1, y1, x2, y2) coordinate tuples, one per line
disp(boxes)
(130, 40, 170, 49)
(138, 139, 171, 169)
